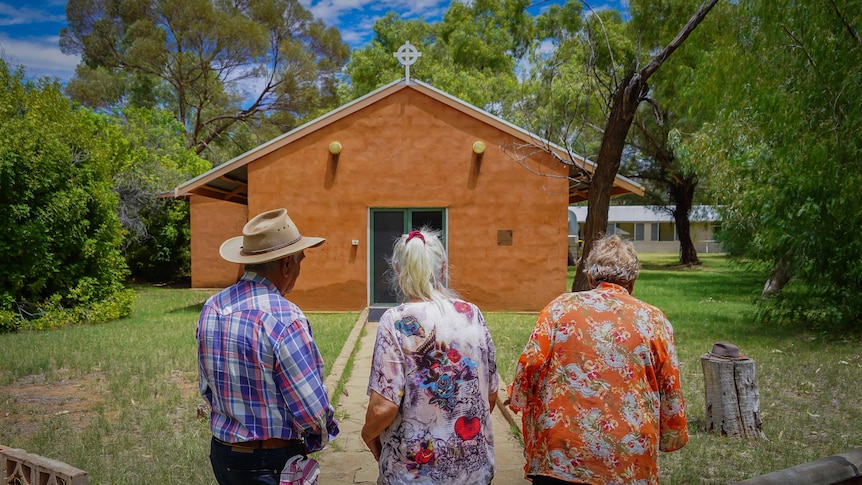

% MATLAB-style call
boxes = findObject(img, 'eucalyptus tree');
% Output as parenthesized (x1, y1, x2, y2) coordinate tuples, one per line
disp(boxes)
(342, 0, 534, 116)
(618, 0, 738, 266)
(517, 2, 633, 154)
(575, 0, 718, 289)
(625, 120, 703, 266)
(114, 107, 210, 282)
(685, 0, 862, 327)
(60, 0, 349, 162)
(524, 0, 719, 289)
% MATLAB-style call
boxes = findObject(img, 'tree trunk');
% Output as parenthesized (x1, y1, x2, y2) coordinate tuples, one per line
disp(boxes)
(762, 251, 793, 297)
(701, 354, 766, 439)
(670, 181, 701, 266)
(676, 213, 700, 265)
(571, 0, 720, 292)
(573, 72, 644, 291)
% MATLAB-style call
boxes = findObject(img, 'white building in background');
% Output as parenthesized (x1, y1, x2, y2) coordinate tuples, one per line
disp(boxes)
(567, 205, 723, 254)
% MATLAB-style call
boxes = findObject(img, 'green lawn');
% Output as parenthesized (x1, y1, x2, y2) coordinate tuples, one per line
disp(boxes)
(0, 256, 860, 484)
(0, 287, 357, 485)
(487, 254, 862, 484)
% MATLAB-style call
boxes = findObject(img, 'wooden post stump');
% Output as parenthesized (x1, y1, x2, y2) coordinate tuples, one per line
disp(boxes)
(701, 342, 766, 439)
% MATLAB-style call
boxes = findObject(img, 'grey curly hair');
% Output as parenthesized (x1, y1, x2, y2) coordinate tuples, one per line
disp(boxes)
(584, 235, 640, 286)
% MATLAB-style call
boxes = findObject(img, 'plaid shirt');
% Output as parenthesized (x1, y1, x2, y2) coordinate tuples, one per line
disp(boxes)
(196, 272, 338, 452)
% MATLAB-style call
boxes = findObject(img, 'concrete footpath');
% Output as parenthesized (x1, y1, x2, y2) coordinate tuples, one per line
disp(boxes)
(318, 310, 530, 484)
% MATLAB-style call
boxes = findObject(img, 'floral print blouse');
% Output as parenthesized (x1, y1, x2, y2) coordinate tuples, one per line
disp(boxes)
(508, 282, 688, 485)
(368, 299, 498, 485)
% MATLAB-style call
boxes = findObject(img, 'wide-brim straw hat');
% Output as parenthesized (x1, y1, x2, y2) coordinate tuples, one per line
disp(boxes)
(219, 208, 324, 264)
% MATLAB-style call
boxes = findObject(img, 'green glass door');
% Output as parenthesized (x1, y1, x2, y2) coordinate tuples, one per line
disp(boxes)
(370, 208, 445, 306)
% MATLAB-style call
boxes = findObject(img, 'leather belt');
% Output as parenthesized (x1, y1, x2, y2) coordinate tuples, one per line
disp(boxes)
(214, 437, 303, 450)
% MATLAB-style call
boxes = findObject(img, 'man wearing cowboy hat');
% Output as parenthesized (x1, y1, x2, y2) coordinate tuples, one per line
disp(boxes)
(196, 208, 339, 485)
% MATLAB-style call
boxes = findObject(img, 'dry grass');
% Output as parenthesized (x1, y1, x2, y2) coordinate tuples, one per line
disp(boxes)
(1, 257, 859, 484)
(0, 286, 357, 485)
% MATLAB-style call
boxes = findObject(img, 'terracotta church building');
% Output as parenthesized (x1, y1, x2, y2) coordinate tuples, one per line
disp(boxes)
(172, 51, 642, 313)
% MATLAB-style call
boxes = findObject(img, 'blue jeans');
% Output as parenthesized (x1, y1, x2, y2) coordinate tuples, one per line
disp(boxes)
(209, 438, 304, 485)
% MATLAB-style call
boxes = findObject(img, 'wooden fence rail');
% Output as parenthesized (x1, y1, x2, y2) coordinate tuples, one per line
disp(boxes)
(732, 448, 862, 485)
(1, 444, 89, 485)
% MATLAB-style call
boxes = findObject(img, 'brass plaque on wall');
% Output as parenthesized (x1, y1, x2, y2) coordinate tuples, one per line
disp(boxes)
(497, 230, 513, 246)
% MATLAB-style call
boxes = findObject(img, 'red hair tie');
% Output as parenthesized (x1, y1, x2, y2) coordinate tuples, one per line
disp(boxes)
(406, 230, 425, 244)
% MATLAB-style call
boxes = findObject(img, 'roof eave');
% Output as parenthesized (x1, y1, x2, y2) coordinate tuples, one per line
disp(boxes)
(172, 78, 411, 199)
(172, 77, 644, 201)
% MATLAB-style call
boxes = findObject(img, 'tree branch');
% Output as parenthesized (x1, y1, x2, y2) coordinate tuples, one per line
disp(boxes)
(582, 0, 619, 87)
(640, 0, 720, 82)
(829, 0, 862, 48)
(643, 97, 664, 127)
(782, 26, 817, 69)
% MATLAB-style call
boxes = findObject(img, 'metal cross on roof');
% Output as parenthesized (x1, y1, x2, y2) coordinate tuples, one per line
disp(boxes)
(394, 41, 422, 83)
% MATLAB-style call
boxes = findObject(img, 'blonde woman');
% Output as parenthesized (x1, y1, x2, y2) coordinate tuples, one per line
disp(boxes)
(362, 228, 498, 485)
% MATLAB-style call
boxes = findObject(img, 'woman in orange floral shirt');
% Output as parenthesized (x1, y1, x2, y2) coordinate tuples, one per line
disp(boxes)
(508, 235, 688, 485)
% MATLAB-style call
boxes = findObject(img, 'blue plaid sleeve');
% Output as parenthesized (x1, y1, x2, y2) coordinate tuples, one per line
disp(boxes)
(268, 312, 338, 451)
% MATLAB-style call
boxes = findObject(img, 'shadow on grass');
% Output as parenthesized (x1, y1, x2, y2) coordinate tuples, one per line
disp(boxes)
(641, 269, 763, 301)
(169, 302, 206, 314)
(634, 256, 856, 343)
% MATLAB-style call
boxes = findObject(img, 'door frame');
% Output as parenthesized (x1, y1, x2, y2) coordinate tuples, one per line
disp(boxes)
(368, 207, 447, 307)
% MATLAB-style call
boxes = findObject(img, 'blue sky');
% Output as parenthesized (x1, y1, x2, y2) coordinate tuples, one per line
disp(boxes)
(0, 0, 626, 82)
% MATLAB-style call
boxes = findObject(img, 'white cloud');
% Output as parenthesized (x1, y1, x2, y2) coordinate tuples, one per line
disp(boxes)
(301, 0, 369, 25)
(301, 0, 450, 49)
(0, 34, 79, 81)
(338, 27, 368, 48)
(302, 0, 449, 22)
(378, 0, 448, 19)
(0, 1, 76, 80)
(0, 2, 65, 27)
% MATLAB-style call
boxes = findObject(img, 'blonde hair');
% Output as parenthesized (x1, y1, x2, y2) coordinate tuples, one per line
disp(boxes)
(584, 235, 640, 286)
(389, 227, 458, 302)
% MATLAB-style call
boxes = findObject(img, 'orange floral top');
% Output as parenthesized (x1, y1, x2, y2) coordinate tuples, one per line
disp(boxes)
(507, 282, 688, 485)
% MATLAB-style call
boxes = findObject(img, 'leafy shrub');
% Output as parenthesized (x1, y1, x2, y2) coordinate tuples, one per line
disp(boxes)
(4, 288, 136, 332)
(112, 107, 209, 283)
(0, 60, 133, 331)
(0, 310, 22, 333)
(124, 200, 195, 282)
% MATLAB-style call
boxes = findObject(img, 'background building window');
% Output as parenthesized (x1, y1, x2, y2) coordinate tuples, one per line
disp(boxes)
(616, 223, 635, 239)
(658, 222, 677, 241)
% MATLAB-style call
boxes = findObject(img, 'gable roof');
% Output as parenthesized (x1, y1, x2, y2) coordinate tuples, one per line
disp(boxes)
(568, 205, 721, 223)
(171, 78, 644, 204)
